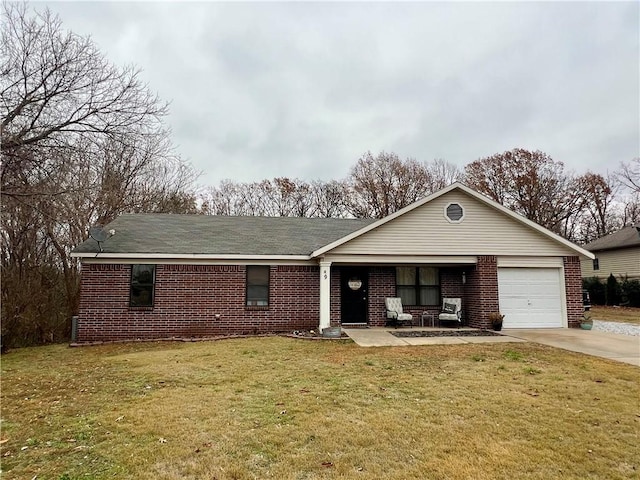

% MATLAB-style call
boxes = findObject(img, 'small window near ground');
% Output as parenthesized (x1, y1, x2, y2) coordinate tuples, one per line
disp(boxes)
(593, 258, 599, 271)
(247, 266, 270, 306)
(445, 203, 464, 223)
(396, 266, 440, 306)
(130, 264, 155, 307)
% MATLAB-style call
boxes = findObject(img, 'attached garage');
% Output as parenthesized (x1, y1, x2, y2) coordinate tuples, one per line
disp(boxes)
(498, 267, 565, 328)
(72, 183, 593, 342)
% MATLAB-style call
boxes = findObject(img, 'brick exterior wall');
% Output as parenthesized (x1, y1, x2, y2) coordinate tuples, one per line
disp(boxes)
(78, 256, 583, 342)
(465, 256, 499, 329)
(368, 267, 396, 326)
(330, 269, 341, 327)
(564, 256, 584, 328)
(77, 264, 320, 342)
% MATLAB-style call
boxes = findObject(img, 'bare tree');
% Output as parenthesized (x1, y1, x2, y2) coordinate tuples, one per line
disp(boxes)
(612, 158, 640, 229)
(576, 172, 619, 240)
(307, 179, 350, 218)
(465, 149, 581, 235)
(347, 151, 435, 218)
(203, 177, 325, 217)
(614, 158, 640, 194)
(1, 3, 169, 196)
(426, 158, 462, 191)
(620, 194, 640, 226)
(1, 3, 197, 347)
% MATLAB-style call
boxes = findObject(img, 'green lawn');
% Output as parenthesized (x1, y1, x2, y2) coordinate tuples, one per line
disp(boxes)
(1, 337, 639, 479)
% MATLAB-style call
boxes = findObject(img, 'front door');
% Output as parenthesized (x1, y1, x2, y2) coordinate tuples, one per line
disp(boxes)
(341, 267, 369, 324)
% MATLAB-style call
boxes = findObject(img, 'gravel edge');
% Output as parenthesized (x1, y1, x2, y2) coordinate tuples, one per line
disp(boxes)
(592, 320, 640, 336)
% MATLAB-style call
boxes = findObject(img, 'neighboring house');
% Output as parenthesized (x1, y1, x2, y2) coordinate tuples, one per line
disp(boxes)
(71, 183, 593, 343)
(581, 225, 640, 280)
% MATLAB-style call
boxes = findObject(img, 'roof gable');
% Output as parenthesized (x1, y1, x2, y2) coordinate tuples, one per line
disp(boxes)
(312, 183, 593, 259)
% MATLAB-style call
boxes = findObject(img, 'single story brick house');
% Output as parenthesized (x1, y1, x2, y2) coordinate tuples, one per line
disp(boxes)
(580, 225, 640, 281)
(71, 183, 593, 342)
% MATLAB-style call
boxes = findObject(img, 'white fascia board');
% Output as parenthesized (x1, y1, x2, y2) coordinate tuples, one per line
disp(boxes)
(310, 182, 595, 260)
(72, 252, 311, 262)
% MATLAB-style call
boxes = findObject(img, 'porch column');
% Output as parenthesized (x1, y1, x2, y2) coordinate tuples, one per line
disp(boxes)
(319, 260, 332, 332)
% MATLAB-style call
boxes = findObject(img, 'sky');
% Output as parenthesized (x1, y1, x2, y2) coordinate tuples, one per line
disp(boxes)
(37, 1, 639, 187)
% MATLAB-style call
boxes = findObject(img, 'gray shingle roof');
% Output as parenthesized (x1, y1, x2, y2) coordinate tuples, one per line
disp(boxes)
(72, 214, 375, 256)
(584, 225, 640, 252)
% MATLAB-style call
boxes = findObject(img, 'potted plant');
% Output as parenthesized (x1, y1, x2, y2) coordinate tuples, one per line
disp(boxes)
(488, 312, 505, 331)
(580, 312, 593, 330)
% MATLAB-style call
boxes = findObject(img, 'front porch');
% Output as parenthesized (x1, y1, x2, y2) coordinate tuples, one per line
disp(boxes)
(319, 258, 501, 332)
(342, 326, 526, 347)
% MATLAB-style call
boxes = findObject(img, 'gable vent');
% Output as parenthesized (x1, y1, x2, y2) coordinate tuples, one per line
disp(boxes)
(445, 203, 464, 223)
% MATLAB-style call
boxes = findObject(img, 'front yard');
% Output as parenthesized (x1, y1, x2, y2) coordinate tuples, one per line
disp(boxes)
(590, 306, 640, 324)
(1, 337, 638, 479)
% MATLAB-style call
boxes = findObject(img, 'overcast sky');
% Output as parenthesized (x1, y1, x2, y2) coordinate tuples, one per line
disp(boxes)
(38, 1, 639, 187)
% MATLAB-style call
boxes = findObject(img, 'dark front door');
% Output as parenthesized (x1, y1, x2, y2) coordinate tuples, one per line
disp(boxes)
(341, 267, 369, 324)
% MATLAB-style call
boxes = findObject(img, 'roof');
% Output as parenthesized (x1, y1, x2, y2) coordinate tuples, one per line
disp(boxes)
(71, 183, 594, 261)
(311, 182, 594, 259)
(71, 215, 374, 257)
(583, 225, 640, 252)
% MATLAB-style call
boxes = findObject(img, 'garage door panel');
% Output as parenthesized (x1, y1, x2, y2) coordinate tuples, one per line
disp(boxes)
(498, 267, 564, 328)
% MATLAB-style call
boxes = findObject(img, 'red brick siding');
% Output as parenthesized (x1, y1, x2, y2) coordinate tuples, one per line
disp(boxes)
(564, 256, 583, 328)
(465, 256, 499, 329)
(330, 268, 342, 326)
(368, 267, 396, 326)
(77, 264, 319, 342)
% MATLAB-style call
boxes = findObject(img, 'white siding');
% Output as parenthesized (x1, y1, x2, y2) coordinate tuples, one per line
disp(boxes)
(581, 247, 640, 280)
(330, 190, 577, 257)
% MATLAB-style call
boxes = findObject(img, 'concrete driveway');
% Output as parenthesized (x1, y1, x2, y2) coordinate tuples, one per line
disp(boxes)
(502, 328, 640, 367)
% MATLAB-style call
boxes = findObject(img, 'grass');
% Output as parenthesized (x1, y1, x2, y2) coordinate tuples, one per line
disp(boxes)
(590, 306, 640, 324)
(1, 337, 639, 479)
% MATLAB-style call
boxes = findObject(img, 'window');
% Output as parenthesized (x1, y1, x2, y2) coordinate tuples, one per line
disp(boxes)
(593, 258, 599, 271)
(130, 264, 155, 307)
(396, 267, 440, 306)
(246, 266, 269, 306)
(445, 202, 464, 223)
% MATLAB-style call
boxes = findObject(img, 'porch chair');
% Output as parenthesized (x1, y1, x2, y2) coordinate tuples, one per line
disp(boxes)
(385, 297, 414, 328)
(438, 298, 462, 328)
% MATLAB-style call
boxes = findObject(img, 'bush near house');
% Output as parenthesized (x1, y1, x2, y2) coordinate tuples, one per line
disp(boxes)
(583, 277, 606, 305)
(584, 276, 640, 307)
(606, 274, 621, 306)
(621, 279, 640, 308)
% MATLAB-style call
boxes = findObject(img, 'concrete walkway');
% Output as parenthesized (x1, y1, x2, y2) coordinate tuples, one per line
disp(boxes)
(343, 327, 640, 367)
(343, 327, 525, 347)
(502, 328, 640, 367)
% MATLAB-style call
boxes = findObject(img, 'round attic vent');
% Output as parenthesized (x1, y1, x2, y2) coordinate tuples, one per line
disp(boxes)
(445, 203, 464, 223)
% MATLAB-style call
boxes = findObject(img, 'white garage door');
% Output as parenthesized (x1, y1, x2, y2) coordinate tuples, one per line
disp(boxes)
(498, 268, 564, 328)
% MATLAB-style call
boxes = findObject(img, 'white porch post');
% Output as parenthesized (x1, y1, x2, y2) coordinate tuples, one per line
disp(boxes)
(319, 260, 332, 332)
